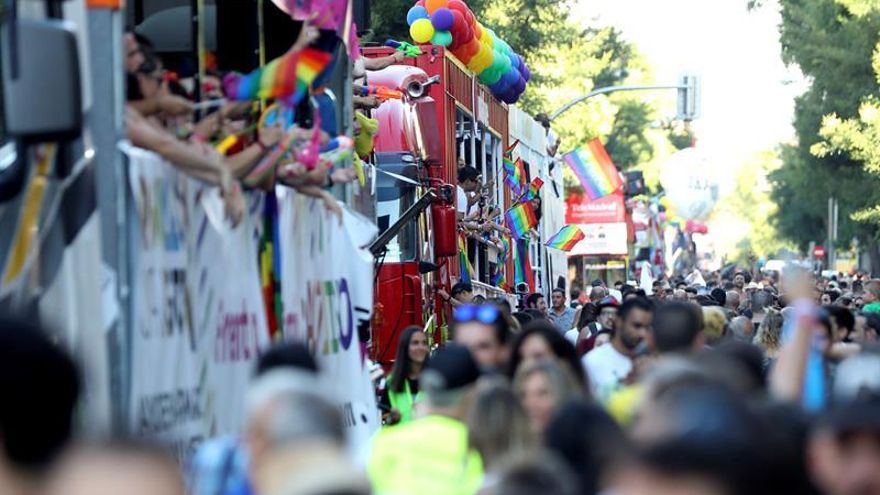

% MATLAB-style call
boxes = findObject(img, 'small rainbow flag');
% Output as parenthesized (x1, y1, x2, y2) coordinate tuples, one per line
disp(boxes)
(563, 138, 623, 201)
(224, 47, 333, 104)
(545, 225, 585, 252)
(503, 156, 524, 196)
(458, 235, 475, 284)
(525, 177, 544, 200)
(514, 238, 535, 292)
(491, 237, 510, 288)
(505, 201, 538, 240)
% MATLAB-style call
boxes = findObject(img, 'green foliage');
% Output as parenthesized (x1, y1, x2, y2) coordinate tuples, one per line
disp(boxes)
(604, 99, 654, 170)
(713, 150, 794, 262)
(767, 0, 880, 253)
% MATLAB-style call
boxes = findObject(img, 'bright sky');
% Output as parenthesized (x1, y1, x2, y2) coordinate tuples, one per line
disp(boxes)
(575, 0, 807, 176)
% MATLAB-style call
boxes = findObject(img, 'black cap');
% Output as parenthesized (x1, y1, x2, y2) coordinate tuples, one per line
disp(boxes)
(591, 279, 605, 287)
(820, 397, 880, 433)
(423, 344, 480, 391)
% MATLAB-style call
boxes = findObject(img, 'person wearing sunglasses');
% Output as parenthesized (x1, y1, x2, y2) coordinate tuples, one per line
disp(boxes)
(452, 305, 512, 372)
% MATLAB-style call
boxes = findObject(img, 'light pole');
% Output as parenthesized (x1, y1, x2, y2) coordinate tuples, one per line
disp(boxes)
(549, 74, 701, 122)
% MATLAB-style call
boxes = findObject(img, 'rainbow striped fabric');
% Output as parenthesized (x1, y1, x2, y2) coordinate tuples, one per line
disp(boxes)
(224, 47, 333, 104)
(503, 156, 524, 196)
(525, 177, 544, 200)
(458, 235, 475, 284)
(491, 237, 510, 288)
(562, 138, 623, 200)
(545, 225, 585, 252)
(514, 238, 534, 292)
(505, 201, 538, 240)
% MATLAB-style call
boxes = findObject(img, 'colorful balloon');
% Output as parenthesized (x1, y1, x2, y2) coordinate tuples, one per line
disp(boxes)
(424, 0, 448, 14)
(431, 8, 454, 30)
(410, 18, 435, 43)
(431, 30, 453, 46)
(407, 5, 429, 26)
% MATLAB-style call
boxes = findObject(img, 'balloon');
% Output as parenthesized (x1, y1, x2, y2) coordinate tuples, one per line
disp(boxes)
(479, 67, 503, 85)
(522, 64, 531, 82)
(472, 22, 482, 39)
(513, 76, 526, 94)
(406, 5, 429, 26)
(410, 18, 435, 43)
(502, 68, 519, 86)
(431, 8, 454, 30)
(450, 10, 466, 30)
(489, 77, 511, 94)
(431, 30, 453, 46)
(424, 0, 447, 14)
(447, 0, 468, 13)
(464, 9, 476, 26)
(416, 0, 425, 5)
(457, 26, 474, 44)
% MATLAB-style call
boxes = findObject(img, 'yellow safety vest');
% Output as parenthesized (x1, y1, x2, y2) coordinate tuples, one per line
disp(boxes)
(387, 377, 423, 425)
(368, 415, 483, 495)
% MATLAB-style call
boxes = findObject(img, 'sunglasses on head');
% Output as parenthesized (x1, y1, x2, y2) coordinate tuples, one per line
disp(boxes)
(454, 304, 501, 324)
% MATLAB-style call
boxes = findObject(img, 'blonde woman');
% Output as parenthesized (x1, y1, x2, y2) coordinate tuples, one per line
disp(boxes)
(753, 307, 784, 370)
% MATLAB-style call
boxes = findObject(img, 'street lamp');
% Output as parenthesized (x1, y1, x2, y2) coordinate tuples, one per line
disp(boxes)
(549, 73, 701, 122)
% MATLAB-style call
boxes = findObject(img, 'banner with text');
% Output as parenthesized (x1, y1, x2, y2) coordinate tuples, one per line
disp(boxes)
(126, 148, 270, 459)
(278, 189, 381, 459)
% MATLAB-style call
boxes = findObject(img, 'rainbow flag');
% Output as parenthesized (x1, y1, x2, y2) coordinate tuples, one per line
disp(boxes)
(514, 238, 535, 292)
(505, 201, 538, 240)
(525, 177, 544, 200)
(458, 235, 475, 284)
(545, 225, 585, 252)
(503, 156, 524, 196)
(563, 138, 623, 200)
(224, 47, 333, 104)
(491, 237, 510, 288)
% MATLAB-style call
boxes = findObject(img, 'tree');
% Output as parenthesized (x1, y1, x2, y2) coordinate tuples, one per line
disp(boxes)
(766, 0, 880, 269)
(712, 150, 794, 263)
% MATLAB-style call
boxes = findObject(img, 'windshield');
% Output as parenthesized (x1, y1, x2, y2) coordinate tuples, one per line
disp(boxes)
(375, 153, 419, 263)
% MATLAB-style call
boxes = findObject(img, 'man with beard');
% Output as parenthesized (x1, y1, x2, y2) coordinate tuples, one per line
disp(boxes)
(582, 297, 653, 402)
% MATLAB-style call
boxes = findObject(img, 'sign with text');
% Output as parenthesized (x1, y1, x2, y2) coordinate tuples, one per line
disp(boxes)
(565, 192, 626, 225)
(569, 222, 628, 256)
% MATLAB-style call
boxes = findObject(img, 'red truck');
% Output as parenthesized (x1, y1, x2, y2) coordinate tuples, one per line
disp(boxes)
(363, 44, 513, 365)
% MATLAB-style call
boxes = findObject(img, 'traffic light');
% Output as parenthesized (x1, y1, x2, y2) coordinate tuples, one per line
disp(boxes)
(676, 74, 700, 121)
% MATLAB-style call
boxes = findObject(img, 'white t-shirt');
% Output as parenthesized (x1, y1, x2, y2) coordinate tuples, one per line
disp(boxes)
(581, 343, 632, 402)
(457, 185, 468, 214)
(564, 328, 579, 346)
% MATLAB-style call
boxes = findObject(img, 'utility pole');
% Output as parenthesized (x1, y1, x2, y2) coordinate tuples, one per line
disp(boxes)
(827, 196, 839, 271)
(549, 73, 701, 122)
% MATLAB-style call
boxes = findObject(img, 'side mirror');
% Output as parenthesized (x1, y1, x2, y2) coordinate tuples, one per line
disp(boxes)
(1, 17, 82, 141)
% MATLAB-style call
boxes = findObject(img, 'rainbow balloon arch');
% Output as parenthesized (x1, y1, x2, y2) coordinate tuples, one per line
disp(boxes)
(406, 0, 531, 103)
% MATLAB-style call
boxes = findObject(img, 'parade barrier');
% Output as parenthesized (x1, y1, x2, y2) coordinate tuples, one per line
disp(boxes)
(124, 147, 379, 459)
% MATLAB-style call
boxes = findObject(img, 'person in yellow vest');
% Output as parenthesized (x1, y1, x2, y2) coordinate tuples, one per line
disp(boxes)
(382, 326, 429, 425)
(368, 344, 484, 495)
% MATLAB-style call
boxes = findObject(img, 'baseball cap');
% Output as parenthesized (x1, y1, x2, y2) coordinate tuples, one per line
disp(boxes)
(422, 344, 481, 392)
(597, 296, 620, 310)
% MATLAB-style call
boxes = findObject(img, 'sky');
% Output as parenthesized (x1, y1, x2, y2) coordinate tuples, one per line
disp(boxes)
(575, 0, 808, 177)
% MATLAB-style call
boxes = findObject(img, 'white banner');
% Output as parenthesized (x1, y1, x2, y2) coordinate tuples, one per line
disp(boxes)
(278, 188, 380, 460)
(126, 147, 269, 459)
(569, 222, 629, 256)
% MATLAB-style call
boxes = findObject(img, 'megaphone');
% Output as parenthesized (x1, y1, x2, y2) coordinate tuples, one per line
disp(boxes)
(406, 75, 441, 99)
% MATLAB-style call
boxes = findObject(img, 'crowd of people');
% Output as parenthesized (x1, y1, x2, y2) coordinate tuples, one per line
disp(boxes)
(4, 266, 880, 495)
